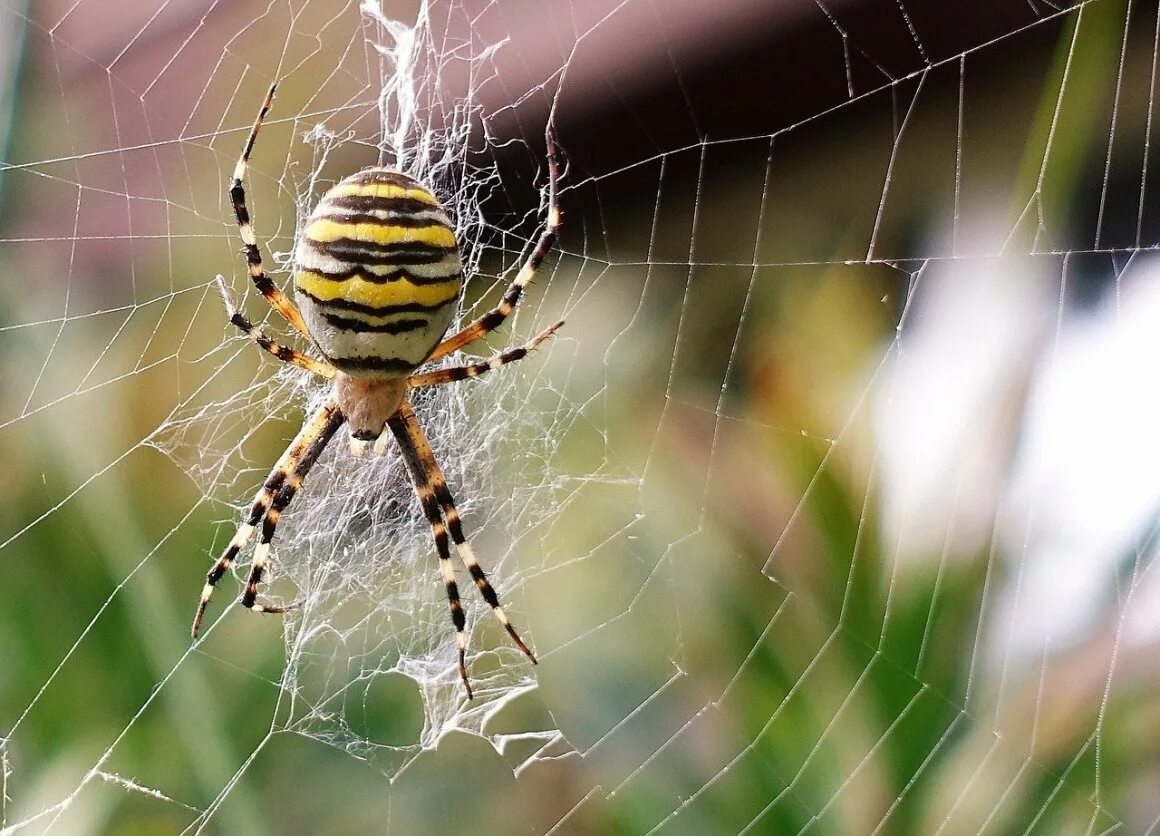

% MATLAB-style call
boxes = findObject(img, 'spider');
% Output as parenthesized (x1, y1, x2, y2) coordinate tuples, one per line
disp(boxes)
(191, 83, 562, 699)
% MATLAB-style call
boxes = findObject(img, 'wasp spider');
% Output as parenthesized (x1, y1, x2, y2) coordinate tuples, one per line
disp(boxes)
(192, 84, 562, 698)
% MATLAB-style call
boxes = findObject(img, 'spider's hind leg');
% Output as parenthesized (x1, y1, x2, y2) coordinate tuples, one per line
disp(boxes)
(230, 82, 312, 339)
(426, 124, 563, 362)
(214, 276, 336, 379)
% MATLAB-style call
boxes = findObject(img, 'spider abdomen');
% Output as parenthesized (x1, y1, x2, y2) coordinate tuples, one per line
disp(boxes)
(294, 169, 462, 378)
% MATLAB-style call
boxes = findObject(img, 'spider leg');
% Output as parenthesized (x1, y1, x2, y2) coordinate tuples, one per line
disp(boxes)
(215, 276, 336, 379)
(407, 319, 564, 388)
(390, 402, 538, 685)
(427, 125, 562, 362)
(386, 405, 474, 697)
(241, 401, 345, 614)
(231, 82, 311, 339)
(192, 399, 345, 637)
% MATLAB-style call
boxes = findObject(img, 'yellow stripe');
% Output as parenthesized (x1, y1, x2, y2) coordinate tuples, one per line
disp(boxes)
(297, 270, 460, 309)
(305, 218, 456, 248)
(328, 183, 440, 204)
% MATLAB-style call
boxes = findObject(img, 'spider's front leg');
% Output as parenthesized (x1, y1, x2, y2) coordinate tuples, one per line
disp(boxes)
(387, 401, 537, 698)
(192, 399, 345, 637)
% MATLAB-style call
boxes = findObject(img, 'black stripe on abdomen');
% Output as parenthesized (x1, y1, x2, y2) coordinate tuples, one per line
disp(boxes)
(322, 194, 444, 216)
(304, 237, 456, 266)
(323, 355, 423, 375)
(297, 267, 462, 286)
(313, 211, 453, 230)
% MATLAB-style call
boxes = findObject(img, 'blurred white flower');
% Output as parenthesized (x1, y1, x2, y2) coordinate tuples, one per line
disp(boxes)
(876, 245, 1160, 661)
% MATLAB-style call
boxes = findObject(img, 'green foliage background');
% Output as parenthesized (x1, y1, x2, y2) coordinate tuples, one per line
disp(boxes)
(1, 1, 1157, 833)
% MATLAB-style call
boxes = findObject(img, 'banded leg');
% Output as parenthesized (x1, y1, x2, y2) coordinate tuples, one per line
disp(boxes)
(192, 400, 345, 637)
(427, 125, 562, 362)
(387, 407, 474, 697)
(390, 402, 538, 691)
(242, 401, 346, 613)
(407, 319, 564, 388)
(231, 82, 311, 338)
(215, 276, 336, 379)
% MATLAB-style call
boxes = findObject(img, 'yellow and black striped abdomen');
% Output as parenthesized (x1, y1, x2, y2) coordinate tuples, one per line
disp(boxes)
(294, 169, 462, 378)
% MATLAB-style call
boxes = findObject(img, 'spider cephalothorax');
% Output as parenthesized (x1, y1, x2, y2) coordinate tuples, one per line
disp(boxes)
(192, 83, 562, 698)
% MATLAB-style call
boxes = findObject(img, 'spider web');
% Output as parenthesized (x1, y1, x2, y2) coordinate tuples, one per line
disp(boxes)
(2, 0, 1160, 832)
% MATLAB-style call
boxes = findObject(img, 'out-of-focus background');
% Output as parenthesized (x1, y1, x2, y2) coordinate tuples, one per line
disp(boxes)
(3, 0, 1160, 832)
